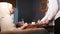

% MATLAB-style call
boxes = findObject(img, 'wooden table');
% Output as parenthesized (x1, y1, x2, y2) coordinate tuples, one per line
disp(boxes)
(0, 28, 49, 34)
(0, 22, 51, 34)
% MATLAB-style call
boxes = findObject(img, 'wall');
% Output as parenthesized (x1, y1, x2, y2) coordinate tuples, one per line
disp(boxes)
(33, 0, 45, 21)
(16, 0, 45, 23)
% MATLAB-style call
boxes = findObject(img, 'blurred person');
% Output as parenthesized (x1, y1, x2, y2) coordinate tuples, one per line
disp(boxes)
(37, 0, 60, 26)
(0, 2, 28, 32)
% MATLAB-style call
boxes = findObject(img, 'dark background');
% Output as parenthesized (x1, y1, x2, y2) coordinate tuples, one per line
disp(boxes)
(16, 0, 45, 23)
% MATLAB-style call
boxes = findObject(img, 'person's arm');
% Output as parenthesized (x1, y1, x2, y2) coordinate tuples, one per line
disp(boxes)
(15, 23, 28, 30)
(41, 0, 58, 22)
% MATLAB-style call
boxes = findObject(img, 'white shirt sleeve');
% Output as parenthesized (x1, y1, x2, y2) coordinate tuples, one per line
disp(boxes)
(41, 0, 58, 21)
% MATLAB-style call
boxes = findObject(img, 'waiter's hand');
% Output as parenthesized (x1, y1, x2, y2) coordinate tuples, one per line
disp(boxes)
(37, 19, 49, 26)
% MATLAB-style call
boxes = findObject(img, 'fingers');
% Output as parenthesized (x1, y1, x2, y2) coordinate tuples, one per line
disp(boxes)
(45, 19, 49, 24)
(37, 20, 49, 25)
(19, 23, 28, 29)
(37, 20, 44, 25)
(14, 23, 28, 31)
(23, 23, 28, 27)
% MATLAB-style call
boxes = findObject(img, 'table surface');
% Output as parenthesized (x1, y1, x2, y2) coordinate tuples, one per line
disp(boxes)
(0, 28, 46, 34)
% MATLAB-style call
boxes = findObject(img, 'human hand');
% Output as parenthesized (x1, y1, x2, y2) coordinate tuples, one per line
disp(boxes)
(22, 23, 28, 27)
(37, 19, 49, 26)
(19, 23, 28, 29)
(15, 23, 28, 30)
(10, 8, 14, 15)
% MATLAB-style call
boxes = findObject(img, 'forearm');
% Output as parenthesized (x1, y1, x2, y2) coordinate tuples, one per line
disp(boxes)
(18, 23, 28, 30)
(41, 0, 58, 21)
